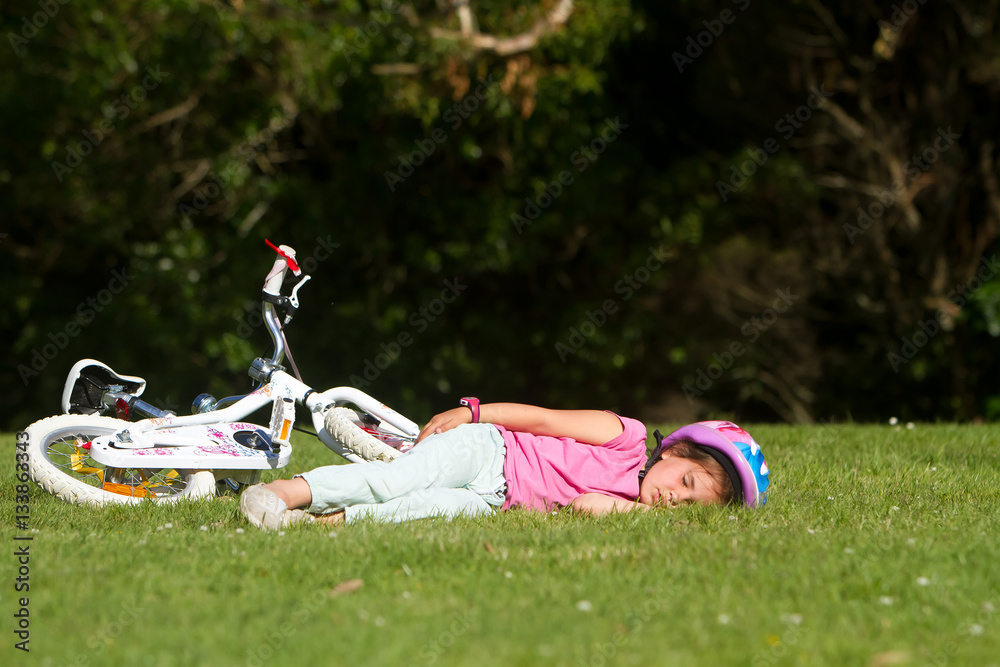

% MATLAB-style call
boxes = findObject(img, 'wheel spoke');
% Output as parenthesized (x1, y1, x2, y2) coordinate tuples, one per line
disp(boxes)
(45, 430, 186, 499)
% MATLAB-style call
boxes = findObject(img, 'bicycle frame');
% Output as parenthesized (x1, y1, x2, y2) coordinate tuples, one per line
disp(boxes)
(82, 243, 420, 470)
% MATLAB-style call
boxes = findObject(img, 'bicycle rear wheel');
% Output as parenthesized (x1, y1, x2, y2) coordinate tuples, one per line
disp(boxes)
(24, 415, 216, 506)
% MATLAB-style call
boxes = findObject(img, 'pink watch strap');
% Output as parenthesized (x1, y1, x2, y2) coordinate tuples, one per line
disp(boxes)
(459, 397, 480, 423)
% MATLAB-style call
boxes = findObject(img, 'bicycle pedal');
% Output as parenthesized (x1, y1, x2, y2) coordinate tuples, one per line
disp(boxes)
(269, 396, 295, 449)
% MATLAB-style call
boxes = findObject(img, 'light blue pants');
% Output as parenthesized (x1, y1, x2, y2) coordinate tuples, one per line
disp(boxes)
(300, 423, 507, 524)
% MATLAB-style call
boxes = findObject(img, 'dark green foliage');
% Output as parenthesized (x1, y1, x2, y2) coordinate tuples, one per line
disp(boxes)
(2, 0, 998, 430)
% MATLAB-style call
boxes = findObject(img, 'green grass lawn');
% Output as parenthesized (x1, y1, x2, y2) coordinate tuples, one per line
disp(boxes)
(2, 422, 999, 667)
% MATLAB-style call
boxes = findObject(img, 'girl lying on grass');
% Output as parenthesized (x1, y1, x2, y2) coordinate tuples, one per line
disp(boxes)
(239, 399, 770, 530)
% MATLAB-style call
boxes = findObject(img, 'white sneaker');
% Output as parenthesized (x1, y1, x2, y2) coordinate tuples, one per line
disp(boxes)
(283, 509, 315, 528)
(240, 485, 314, 531)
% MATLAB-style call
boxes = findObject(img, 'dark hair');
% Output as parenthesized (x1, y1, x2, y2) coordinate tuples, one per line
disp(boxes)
(642, 438, 738, 505)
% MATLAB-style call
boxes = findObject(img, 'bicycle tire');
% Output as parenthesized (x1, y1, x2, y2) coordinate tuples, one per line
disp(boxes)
(323, 408, 406, 463)
(25, 415, 216, 506)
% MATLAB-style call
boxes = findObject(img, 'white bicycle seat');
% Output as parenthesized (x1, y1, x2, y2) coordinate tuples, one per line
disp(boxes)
(61, 358, 147, 415)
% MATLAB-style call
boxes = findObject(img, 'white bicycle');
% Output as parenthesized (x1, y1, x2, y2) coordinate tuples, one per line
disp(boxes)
(20, 241, 418, 506)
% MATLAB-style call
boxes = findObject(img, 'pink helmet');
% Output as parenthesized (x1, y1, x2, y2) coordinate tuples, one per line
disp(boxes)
(654, 421, 770, 508)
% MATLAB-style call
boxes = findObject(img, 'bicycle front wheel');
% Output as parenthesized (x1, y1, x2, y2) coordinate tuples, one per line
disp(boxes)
(324, 408, 412, 463)
(24, 415, 216, 506)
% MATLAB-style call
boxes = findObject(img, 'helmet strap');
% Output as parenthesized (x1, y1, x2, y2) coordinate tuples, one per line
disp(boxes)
(638, 429, 666, 487)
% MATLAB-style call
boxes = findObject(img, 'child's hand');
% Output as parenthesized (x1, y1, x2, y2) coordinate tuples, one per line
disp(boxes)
(570, 493, 651, 515)
(417, 407, 474, 443)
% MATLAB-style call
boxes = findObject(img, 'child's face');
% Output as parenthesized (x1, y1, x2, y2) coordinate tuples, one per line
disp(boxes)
(638, 452, 724, 507)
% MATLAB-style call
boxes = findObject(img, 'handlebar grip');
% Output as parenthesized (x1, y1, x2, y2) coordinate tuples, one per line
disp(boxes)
(262, 242, 299, 295)
(265, 239, 301, 274)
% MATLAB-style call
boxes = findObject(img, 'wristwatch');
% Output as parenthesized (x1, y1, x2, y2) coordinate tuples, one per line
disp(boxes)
(459, 397, 480, 423)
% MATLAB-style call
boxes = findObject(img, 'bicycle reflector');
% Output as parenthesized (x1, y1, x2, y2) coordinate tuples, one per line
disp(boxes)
(269, 396, 296, 451)
(264, 239, 301, 275)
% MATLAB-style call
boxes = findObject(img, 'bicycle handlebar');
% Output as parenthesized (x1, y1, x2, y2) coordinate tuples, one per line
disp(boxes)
(261, 241, 297, 366)
(258, 240, 310, 369)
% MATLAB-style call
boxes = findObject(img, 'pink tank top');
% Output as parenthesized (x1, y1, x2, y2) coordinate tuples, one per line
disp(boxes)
(496, 414, 648, 511)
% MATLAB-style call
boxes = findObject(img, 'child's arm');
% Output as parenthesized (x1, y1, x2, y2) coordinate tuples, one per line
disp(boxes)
(570, 493, 651, 515)
(417, 403, 624, 445)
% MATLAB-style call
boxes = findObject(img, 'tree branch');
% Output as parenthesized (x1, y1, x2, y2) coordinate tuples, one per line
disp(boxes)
(133, 95, 200, 134)
(170, 158, 213, 201)
(430, 0, 574, 56)
(452, 0, 478, 37)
